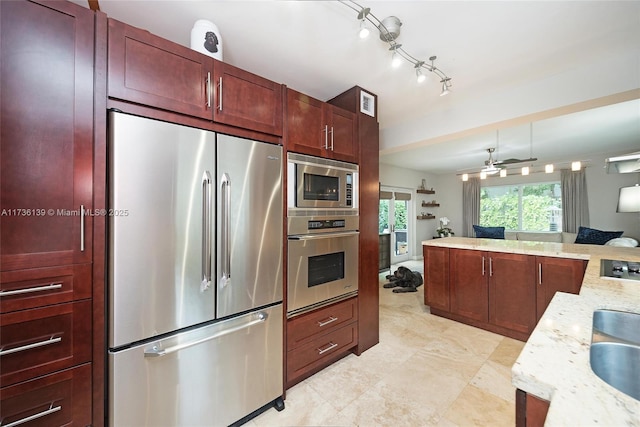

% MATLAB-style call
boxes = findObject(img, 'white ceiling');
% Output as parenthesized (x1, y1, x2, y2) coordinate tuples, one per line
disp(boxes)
(75, 0, 640, 174)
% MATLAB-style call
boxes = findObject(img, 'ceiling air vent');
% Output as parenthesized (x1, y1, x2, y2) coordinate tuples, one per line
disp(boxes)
(605, 151, 640, 174)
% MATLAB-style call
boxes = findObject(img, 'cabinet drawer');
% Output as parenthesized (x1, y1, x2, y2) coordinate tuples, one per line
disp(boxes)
(287, 322, 357, 383)
(287, 297, 358, 351)
(0, 300, 91, 387)
(0, 363, 91, 427)
(0, 264, 91, 314)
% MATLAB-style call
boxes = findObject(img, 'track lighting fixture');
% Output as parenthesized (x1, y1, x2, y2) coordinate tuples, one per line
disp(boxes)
(340, 0, 453, 95)
(415, 62, 426, 83)
(358, 19, 370, 39)
(390, 45, 403, 68)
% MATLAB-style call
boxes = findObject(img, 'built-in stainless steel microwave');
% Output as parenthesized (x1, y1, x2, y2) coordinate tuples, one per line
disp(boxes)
(287, 153, 359, 211)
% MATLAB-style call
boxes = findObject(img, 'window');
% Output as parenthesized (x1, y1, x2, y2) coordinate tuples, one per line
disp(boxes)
(480, 182, 562, 231)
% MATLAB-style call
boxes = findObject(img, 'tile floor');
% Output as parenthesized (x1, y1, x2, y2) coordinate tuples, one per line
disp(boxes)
(248, 260, 525, 427)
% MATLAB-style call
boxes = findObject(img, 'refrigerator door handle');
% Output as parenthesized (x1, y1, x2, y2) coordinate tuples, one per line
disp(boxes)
(143, 312, 268, 358)
(220, 173, 231, 288)
(201, 171, 212, 291)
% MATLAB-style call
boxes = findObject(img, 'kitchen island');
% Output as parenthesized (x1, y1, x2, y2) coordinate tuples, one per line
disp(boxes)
(422, 237, 640, 425)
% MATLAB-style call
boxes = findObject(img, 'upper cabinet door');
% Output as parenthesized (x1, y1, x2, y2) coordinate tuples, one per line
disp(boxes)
(213, 60, 283, 136)
(285, 88, 357, 163)
(107, 18, 214, 120)
(326, 105, 357, 164)
(1, 0, 94, 271)
(285, 89, 325, 157)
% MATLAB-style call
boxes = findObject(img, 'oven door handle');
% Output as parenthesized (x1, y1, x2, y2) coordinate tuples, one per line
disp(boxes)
(288, 231, 359, 240)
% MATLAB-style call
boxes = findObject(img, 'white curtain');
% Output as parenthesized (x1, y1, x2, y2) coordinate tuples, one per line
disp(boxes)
(462, 178, 481, 237)
(561, 169, 590, 233)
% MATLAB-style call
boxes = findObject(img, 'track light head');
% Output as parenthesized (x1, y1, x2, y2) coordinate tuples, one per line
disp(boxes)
(389, 44, 403, 68)
(415, 61, 426, 83)
(358, 19, 370, 38)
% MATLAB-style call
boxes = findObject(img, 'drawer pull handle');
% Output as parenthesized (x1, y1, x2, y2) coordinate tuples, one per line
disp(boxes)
(0, 402, 61, 427)
(317, 342, 338, 355)
(317, 316, 338, 327)
(0, 283, 62, 297)
(0, 336, 62, 357)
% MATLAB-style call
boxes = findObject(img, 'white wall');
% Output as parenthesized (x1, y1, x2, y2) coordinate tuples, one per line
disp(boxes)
(379, 164, 438, 259)
(381, 153, 640, 254)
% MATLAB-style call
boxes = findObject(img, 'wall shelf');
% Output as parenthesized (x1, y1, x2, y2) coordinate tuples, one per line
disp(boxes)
(417, 215, 436, 220)
(417, 189, 435, 194)
(422, 202, 440, 207)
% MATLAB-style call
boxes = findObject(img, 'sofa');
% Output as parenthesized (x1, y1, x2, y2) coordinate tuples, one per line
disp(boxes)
(504, 231, 576, 243)
(504, 230, 638, 247)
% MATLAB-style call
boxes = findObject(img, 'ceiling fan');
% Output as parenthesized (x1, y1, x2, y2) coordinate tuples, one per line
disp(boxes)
(483, 147, 538, 170)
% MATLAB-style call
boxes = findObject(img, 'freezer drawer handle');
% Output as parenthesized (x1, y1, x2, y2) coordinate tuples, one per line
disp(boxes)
(0, 335, 62, 357)
(0, 402, 62, 427)
(317, 316, 338, 327)
(0, 283, 62, 297)
(317, 342, 338, 355)
(144, 312, 268, 358)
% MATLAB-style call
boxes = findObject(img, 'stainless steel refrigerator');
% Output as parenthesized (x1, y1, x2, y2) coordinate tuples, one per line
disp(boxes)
(107, 111, 284, 426)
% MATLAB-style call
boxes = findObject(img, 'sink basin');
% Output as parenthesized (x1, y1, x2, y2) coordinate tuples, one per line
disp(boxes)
(590, 342, 640, 400)
(592, 309, 640, 344)
(590, 310, 640, 401)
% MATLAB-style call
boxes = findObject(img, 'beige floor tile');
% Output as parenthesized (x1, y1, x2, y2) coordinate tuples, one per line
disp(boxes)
(443, 384, 514, 427)
(470, 360, 517, 403)
(488, 336, 526, 368)
(248, 381, 335, 427)
(323, 381, 442, 427)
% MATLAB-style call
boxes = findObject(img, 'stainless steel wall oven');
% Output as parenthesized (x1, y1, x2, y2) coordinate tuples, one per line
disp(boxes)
(287, 154, 359, 317)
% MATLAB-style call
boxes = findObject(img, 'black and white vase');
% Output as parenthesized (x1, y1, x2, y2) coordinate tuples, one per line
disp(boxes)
(190, 19, 223, 61)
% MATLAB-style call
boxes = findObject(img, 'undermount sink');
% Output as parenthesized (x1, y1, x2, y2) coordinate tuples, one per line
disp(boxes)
(590, 310, 640, 401)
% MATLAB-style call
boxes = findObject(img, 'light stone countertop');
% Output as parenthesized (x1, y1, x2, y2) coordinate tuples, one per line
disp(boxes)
(422, 237, 640, 425)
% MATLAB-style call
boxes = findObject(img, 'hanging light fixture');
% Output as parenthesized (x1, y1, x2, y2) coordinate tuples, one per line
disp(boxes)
(340, 0, 453, 95)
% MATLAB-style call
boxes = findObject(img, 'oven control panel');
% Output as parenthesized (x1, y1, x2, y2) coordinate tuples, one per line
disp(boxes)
(308, 219, 346, 230)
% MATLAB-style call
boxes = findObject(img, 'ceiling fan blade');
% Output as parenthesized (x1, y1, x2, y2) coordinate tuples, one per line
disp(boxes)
(495, 157, 538, 165)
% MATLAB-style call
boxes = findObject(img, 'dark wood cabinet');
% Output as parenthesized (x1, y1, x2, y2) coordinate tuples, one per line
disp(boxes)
(328, 86, 379, 353)
(450, 249, 489, 322)
(213, 60, 283, 136)
(108, 19, 283, 136)
(516, 388, 550, 427)
(1, 0, 94, 272)
(489, 252, 536, 334)
(286, 88, 357, 163)
(107, 18, 213, 120)
(0, 1, 98, 424)
(0, 364, 92, 427)
(423, 245, 450, 311)
(535, 256, 586, 321)
(426, 246, 586, 341)
(286, 298, 358, 388)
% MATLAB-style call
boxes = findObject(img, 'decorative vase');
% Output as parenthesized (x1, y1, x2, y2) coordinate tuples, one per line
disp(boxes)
(190, 20, 223, 61)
